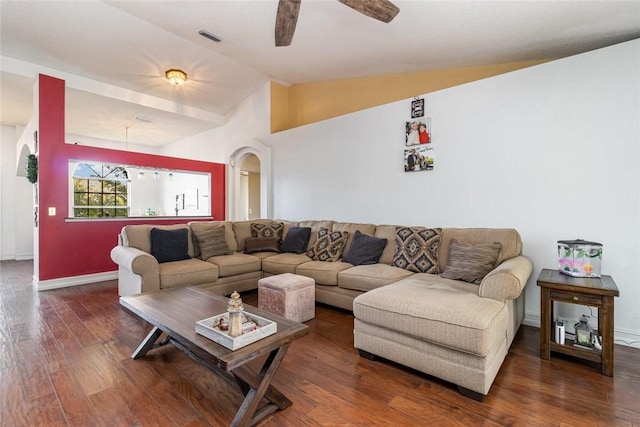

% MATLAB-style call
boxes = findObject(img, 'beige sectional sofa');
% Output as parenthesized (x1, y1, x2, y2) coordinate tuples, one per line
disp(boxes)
(110, 219, 532, 400)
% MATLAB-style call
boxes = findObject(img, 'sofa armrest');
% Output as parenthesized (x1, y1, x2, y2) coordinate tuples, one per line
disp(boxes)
(110, 246, 160, 294)
(479, 255, 533, 302)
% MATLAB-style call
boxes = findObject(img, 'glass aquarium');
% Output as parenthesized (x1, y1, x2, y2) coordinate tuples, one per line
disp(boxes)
(557, 239, 602, 278)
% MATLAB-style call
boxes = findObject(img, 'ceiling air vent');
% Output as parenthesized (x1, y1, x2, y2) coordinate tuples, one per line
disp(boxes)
(134, 115, 153, 123)
(199, 30, 223, 43)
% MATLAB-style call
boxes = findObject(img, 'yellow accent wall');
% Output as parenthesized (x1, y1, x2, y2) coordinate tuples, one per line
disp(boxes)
(271, 59, 549, 133)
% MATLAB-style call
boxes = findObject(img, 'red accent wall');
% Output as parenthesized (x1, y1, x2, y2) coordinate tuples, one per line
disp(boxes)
(37, 74, 225, 281)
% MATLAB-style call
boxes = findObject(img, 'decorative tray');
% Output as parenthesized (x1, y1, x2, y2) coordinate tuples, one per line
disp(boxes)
(195, 312, 277, 350)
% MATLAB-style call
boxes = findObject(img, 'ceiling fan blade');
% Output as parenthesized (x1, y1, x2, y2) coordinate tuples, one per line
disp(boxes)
(275, 0, 301, 47)
(338, 0, 399, 23)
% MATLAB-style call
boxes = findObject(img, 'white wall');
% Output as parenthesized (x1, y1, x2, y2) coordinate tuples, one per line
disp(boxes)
(160, 82, 273, 219)
(160, 82, 271, 163)
(264, 40, 640, 347)
(65, 133, 160, 154)
(1, 125, 34, 260)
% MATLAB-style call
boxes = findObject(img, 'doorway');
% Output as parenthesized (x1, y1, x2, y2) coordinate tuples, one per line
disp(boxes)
(238, 154, 261, 220)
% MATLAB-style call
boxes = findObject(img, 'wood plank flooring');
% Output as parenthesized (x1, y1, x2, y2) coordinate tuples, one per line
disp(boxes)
(1, 260, 639, 426)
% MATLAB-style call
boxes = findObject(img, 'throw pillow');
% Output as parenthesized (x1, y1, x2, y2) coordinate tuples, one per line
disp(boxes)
(280, 226, 312, 254)
(244, 237, 281, 254)
(251, 221, 284, 239)
(150, 228, 191, 263)
(393, 227, 442, 273)
(440, 239, 502, 285)
(342, 230, 388, 266)
(307, 228, 349, 262)
(192, 225, 232, 260)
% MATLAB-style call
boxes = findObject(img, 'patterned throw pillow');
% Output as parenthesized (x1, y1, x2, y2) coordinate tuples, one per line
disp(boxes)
(440, 239, 502, 284)
(393, 227, 442, 273)
(307, 228, 349, 262)
(251, 222, 284, 239)
(192, 226, 232, 260)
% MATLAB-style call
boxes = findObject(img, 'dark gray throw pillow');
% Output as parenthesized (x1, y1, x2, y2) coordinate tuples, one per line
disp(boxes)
(343, 230, 388, 266)
(150, 228, 191, 263)
(244, 237, 281, 254)
(280, 226, 312, 254)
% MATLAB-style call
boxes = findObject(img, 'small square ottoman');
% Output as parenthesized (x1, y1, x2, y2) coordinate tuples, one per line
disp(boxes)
(258, 273, 315, 323)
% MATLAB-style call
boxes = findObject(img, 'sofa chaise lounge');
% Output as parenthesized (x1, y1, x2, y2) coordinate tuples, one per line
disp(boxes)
(110, 219, 532, 399)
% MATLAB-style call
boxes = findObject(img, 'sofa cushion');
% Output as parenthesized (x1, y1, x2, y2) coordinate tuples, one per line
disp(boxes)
(332, 222, 376, 259)
(343, 231, 388, 266)
(295, 261, 353, 286)
(374, 225, 399, 265)
(192, 225, 232, 260)
(393, 227, 442, 273)
(251, 221, 284, 239)
(150, 228, 191, 263)
(338, 264, 414, 292)
(244, 237, 281, 254)
(262, 253, 312, 275)
(158, 258, 219, 289)
(438, 228, 521, 273)
(353, 275, 507, 356)
(440, 239, 502, 285)
(307, 228, 349, 262)
(280, 227, 312, 254)
(206, 253, 261, 277)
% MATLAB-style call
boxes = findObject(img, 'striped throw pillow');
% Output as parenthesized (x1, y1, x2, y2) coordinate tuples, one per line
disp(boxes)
(192, 226, 232, 260)
(440, 239, 502, 284)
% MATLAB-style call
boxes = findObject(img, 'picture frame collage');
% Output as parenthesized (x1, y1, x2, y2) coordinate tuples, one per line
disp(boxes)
(404, 98, 434, 172)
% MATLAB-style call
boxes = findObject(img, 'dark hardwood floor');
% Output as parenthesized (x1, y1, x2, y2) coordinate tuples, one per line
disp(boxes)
(1, 260, 638, 426)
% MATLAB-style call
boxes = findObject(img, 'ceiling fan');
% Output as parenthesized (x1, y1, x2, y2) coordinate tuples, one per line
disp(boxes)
(275, 0, 399, 47)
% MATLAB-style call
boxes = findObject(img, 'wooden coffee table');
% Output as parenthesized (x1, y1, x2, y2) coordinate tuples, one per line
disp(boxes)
(120, 286, 309, 427)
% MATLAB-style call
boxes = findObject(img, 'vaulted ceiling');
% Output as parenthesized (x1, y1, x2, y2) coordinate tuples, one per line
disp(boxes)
(1, 0, 639, 146)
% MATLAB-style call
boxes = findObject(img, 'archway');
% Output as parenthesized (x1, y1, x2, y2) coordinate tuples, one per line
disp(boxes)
(228, 141, 272, 220)
(16, 144, 31, 177)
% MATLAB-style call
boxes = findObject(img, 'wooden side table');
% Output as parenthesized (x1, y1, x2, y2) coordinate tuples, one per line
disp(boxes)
(537, 268, 619, 376)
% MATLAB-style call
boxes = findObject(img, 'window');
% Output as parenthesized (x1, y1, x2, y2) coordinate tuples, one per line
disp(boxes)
(72, 163, 129, 217)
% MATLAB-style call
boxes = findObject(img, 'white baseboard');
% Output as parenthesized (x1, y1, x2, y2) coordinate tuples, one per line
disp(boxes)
(523, 311, 640, 349)
(35, 270, 118, 291)
(523, 312, 540, 328)
(614, 328, 640, 349)
(0, 253, 34, 261)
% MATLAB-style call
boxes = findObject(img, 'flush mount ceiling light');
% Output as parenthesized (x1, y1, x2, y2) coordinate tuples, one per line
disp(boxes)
(165, 69, 187, 86)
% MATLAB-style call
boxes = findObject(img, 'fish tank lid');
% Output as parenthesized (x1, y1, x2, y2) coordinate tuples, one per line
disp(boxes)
(557, 239, 602, 247)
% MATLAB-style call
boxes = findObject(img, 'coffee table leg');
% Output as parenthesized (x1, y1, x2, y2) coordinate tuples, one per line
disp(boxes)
(132, 326, 163, 359)
(231, 344, 291, 427)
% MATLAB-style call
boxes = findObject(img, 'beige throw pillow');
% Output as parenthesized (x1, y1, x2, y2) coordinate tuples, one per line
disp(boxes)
(440, 239, 502, 284)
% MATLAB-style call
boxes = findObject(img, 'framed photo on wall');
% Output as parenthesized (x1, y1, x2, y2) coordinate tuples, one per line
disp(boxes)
(405, 117, 432, 146)
(404, 145, 434, 172)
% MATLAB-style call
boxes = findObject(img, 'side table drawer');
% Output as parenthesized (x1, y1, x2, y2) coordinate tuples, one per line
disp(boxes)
(550, 290, 603, 305)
